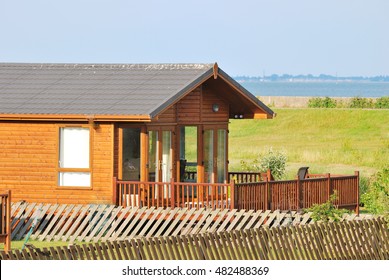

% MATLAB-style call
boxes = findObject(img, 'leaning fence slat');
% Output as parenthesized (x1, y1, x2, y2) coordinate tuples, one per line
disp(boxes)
(46, 205, 75, 241)
(29, 204, 52, 240)
(128, 207, 156, 239)
(11, 203, 36, 240)
(84, 205, 116, 243)
(109, 207, 140, 241)
(77, 205, 108, 242)
(39, 204, 67, 241)
(119, 207, 148, 240)
(15, 203, 43, 240)
(171, 208, 197, 236)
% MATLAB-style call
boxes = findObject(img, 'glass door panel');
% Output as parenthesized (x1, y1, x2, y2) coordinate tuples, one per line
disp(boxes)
(161, 131, 172, 182)
(148, 130, 158, 182)
(121, 128, 141, 181)
(203, 129, 214, 183)
(217, 129, 227, 183)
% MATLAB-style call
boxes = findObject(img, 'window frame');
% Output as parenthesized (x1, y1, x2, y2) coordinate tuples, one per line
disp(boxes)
(56, 124, 93, 189)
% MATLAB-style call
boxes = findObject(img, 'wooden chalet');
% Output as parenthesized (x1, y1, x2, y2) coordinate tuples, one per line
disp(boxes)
(0, 62, 275, 206)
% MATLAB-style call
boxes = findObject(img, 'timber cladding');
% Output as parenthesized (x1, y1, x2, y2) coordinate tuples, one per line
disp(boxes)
(0, 122, 114, 204)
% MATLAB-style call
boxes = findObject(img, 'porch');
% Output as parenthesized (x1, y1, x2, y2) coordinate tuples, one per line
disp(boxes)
(113, 170, 360, 214)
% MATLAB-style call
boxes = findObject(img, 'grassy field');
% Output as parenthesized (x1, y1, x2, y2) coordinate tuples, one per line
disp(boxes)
(228, 108, 389, 178)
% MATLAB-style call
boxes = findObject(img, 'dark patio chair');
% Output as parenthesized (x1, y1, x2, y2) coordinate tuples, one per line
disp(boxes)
(297, 167, 309, 180)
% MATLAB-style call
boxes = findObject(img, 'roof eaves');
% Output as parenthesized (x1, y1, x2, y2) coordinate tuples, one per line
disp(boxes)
(217, 68, 275, 118)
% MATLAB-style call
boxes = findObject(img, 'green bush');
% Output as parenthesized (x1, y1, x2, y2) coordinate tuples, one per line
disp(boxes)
(308, 97, 337, 108)
(349, 97, 374, 108)
(305, 191, 350, 222)
(375, 96, 389, 109)
(359, 176, 370, 206)
(361, 167, 389, 217)
(240, 147, 287, 180)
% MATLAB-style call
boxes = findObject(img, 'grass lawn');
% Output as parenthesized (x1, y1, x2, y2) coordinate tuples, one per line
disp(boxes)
(0, 240, 72, 251)
(228, 108, 389, 178)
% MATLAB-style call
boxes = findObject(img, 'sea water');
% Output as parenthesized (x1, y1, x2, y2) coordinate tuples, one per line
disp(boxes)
(240, 81, 389, 97)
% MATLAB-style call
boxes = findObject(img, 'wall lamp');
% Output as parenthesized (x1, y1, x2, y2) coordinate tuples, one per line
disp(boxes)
(212, 104, 220, 112)
(234, 114, 244, 119)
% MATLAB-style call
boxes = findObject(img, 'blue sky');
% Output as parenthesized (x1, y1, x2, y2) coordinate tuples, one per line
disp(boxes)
(1, 0, 388, 76)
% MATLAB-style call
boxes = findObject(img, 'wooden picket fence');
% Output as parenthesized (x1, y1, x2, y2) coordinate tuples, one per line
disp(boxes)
(9, 202, 372, 243)
(1, 218, 388, 260)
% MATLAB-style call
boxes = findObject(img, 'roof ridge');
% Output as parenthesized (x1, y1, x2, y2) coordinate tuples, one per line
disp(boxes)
(0, 62, 214, 70)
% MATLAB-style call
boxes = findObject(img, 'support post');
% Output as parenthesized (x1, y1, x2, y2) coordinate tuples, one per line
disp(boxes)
(170, 178, 175, 208)
(4, 190, 11, 252)
(230, 180, 235, 210)
(112, 177, 118, 205)
(265, 178, 269, 210)
(297, 176, 302, 210)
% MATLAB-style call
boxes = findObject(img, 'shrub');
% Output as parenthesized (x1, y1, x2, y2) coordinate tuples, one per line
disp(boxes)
(349, 97, 374, 108)
(240, 147, 287, 180)
(359, 176, 370, 206)
(375, 96, 389, 109)
(361, 167, 389, 226)
(308, 97, 337, 108)
(305, 191, 350, 222)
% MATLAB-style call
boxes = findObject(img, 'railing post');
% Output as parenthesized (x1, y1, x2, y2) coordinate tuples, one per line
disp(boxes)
(297, 176, 301, 210)
(170, 178, 175, 208)
(112, 177, 118, 205)
(267, 169, 272, 181)
(355, 171, 360, 215)
(327, 173, 331, 202)
(5, 190, 11, 252)
(265, 177, 269, 210)
(230, 180, 235, 210)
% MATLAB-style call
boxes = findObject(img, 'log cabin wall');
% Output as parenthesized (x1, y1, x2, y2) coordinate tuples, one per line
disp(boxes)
(0, 122, 114, 204)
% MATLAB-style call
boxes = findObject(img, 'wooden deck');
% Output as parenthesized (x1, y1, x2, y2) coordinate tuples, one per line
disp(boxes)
(114, 171, 360, 213)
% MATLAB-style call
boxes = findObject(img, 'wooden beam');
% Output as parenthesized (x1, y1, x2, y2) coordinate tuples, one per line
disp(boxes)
(213, 63, 218, 79)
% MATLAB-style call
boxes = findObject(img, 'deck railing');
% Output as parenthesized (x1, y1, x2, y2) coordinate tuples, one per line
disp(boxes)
(234, 172, 359, 213)
(113, 178, 233, 210)
(0, 190, 11, 251)
(113, 171, 359, 213)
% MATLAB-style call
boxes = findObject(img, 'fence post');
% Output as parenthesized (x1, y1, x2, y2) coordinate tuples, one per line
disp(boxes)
(112, 177, 118, 205)
(170, 178, 175, 208)
(230, 180, 235, 210)
(355, 171, 360, 215)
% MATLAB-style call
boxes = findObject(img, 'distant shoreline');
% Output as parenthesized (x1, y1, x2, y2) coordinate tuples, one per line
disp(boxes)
(258, 96, 379, 108)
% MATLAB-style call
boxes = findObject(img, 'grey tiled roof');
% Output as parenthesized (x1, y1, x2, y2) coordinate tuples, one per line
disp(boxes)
(0, 63, 214, 117)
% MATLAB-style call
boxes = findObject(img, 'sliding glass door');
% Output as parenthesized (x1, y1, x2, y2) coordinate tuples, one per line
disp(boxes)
(203, 126, 228, 183)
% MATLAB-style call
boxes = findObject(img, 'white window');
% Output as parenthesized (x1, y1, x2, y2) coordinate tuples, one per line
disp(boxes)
(58, 127, 91, 187)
